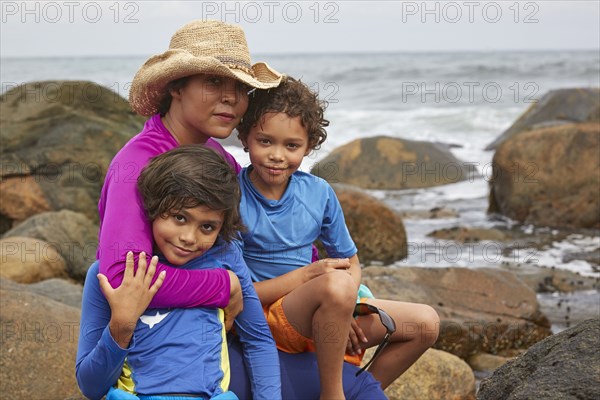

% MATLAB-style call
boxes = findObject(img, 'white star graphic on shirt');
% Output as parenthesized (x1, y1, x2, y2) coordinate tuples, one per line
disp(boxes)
(139, 311, 170, 329)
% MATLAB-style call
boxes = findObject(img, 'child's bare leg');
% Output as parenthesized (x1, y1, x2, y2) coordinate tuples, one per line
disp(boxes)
(357, 299, 440, 389)
(282, 270, 356, 399)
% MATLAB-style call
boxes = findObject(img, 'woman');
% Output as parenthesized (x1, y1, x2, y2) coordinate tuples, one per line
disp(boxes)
(98, 20, 280, 309)
(77, 19, 388, 399)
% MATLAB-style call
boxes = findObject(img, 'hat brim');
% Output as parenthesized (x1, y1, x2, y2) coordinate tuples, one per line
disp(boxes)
(129, 49, 282, 116)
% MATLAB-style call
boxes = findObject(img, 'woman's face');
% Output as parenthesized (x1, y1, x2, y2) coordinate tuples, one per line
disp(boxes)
(168, 74, 250, 145)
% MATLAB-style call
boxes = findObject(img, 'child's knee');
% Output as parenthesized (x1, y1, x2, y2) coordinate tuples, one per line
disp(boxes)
(319, 271, 356, 308)
(420, 305, 440, 345)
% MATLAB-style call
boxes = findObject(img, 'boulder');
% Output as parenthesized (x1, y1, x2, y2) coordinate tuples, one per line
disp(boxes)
(1, 278, 83, 309)
(400, 206, 460, 220)
(0, 80, 145, 233)
(0, 236, 68, 283)
(477, 318, 600, 400)
(489, 122, 600, 229)
(427, 226, 508, 243)
(310, 136, 472, 189)
(2, 210, 98, 282)
(361, 267, 552, 359)
(0, 176, 51, 221)
(328, 184, 407, 264)
(0, 282, 82, 397)
(503, 264, 599, 293)
(380, 348, 476, 400)
(467, 352, 511, 372)
(28, 279, 84, 309)
(485, 88, 600, 150)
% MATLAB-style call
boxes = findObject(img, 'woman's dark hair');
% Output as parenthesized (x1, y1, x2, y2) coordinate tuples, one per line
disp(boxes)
(138, 145, 244, 242)
(156, 77, 190, 117)
(237, 76, 328, 151)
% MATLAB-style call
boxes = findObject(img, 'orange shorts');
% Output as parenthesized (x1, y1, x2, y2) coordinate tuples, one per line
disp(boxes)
(263, 297, 365, 366)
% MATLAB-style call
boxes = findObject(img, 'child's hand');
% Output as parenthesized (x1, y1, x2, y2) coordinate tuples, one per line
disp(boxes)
(224, 270, 243, 331)
(347, 319, 368, 356)
(98, 251, 166, 348)
(305, 258, 351, 281)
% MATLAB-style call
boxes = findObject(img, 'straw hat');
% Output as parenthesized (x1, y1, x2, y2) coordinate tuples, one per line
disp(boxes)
(129, 20, 282, 116)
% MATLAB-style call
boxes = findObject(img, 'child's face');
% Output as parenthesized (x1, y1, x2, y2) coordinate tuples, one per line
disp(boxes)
(152, 205, 225, 266)
(243, 112, 309, 198)
(169, 74, 249, 144)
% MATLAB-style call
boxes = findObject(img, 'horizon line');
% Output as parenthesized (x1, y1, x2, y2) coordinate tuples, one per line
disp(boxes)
(2, 48, 599, 60)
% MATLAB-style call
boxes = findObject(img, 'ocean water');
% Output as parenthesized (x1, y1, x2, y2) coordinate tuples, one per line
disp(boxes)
(2, 51, 599, 276)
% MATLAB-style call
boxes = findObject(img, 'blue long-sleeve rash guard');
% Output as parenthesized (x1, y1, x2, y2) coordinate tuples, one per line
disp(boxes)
(76, 239, 280, 399)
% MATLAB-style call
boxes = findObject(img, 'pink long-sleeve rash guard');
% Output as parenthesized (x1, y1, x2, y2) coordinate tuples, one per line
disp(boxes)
(97, 114, 241, 308)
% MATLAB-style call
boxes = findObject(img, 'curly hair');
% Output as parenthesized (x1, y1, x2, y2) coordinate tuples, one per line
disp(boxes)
(137, 145, 245, 242)
(237, 76, 328, 151)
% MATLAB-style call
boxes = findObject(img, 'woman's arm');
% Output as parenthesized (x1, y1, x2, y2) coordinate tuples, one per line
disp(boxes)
(97, 139, 233, 309)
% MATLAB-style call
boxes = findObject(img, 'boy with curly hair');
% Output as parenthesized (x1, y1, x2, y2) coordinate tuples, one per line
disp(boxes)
(237, 76, 440, 398)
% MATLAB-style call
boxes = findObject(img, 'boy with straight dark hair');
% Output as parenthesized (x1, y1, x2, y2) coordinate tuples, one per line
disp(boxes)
(77, 145, 280, 400)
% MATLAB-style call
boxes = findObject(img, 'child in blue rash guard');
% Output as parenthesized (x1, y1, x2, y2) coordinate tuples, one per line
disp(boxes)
(76, 146, 280, 400)
(236, 76, 441, 397)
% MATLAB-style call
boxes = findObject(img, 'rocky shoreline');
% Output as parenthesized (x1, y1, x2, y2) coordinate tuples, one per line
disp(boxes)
(1, 82, 599, 398)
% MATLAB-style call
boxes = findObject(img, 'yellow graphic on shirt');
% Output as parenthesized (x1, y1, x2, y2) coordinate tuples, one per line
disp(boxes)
(218, 308, 230, 392)
(116, 359, 136, 393)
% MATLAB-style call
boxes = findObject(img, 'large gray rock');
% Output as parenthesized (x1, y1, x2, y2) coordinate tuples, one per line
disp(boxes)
(2, 210, 98, 282)
(427, 226, 508, 243)
(1, 278, 83, 309)
(503, 264, 599, 293)
(0, 80, 145, 233)
(361, 267, 552, 359)
(485, 88, 600, 150)
(311, 136, 472, 189)
(0, 282, 82, 397)
(489, 122, 599, 229)
(28, 278, 83, 308)
(477, 318, 600, 400)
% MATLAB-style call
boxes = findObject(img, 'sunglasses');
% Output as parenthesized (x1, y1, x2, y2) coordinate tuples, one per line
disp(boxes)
(353, 303, 396, 376)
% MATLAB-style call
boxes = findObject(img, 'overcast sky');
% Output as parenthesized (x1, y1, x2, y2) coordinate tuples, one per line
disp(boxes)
(1, 1, 599, 57)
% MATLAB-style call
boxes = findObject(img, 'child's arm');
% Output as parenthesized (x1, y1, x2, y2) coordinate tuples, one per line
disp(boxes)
(228, 242, 282, 400)
(75, 253, 164, 399)
(76, 261, 122, 400)
(319, 182, 362, 289)
(224, 270, 243, 330)
(346, 254, 362, 287)
(253, 257, 353, 306)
